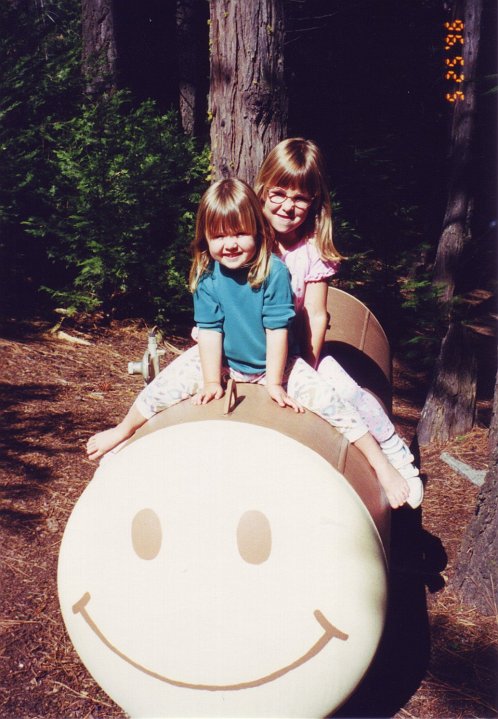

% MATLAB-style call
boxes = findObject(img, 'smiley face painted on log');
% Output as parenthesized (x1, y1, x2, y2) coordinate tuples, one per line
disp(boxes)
(58, 421, 387, 718)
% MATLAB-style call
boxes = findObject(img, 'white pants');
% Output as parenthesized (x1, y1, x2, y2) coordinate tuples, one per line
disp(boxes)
(135, 345, 371, 443)
(317, 355, 394, 442)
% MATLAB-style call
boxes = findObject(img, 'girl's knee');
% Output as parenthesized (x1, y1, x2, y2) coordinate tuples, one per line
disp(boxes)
(317, 355, 360, 400)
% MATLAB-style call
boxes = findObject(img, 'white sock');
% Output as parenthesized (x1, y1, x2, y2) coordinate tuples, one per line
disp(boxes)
(405, 476, 424, 509)
(380, 433, 415, 469)
(397, 463, 420, 479)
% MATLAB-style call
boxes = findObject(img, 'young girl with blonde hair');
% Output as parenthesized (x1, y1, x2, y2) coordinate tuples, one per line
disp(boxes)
(87, 177, 420, 509)
(87, 177, 298, 462)
(255, 137, 422, 506)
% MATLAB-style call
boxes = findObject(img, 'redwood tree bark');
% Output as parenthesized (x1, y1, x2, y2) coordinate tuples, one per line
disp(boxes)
(417, 322, 477, 445)
(452, 349, 498, 615)
(81, 0, 118, 97)
(209, 0, 287, 185)
(417, 0, 482, 445)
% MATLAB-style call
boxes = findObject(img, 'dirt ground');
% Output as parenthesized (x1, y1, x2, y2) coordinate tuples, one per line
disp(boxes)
(0, 318, 496, 719)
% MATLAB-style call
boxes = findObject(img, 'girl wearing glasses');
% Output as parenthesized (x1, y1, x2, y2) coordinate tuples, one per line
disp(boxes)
(255, 138, 422, 507)
(87, 179, 396, 498)
(87, 162, 422, 509)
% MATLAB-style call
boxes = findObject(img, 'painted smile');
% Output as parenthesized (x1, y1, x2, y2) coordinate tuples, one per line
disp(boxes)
(73, 592, 348, 692)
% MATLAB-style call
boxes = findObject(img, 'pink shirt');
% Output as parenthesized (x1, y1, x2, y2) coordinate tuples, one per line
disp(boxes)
(276, 238, 340, 312)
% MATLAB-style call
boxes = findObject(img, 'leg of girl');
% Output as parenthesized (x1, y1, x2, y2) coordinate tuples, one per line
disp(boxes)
(287, 358, 422, 509)
(317, 355, 420, 480)
(86, 345, 203, 460)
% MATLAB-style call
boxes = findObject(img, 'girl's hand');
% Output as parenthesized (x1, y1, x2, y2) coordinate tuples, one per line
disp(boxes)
(266, 384, 304, 413)
(192, 382, 225, 405)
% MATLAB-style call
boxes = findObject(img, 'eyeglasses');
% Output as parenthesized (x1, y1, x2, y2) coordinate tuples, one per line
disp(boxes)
(267, 188, 314, 211)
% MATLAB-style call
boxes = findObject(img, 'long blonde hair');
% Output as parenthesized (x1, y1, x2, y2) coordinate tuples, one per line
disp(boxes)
(254, 137, 341, 260)
(189, 178, 273, 292)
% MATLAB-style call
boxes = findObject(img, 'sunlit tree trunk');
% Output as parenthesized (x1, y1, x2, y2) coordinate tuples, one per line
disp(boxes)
(81, 0, 118, 97)
(417, 322, 477, 444)
(209, 0, 287, 185)
(452, 349, 498, 616)
(417, 0, 482, 445)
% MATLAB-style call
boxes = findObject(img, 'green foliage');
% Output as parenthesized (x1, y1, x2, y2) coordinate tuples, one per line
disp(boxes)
(331, 190, 444, 365)
(26, 93, 208, 320)
(0, 0, 82, 316)
(0, 1, 209, 323)
(2, 0, 479, 368)
(397, 275, 443, 366)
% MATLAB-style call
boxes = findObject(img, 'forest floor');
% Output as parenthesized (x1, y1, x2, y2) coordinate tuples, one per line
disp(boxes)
(0, 317, 496, 719)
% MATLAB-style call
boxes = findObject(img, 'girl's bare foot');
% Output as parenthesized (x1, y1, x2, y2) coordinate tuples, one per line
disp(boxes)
(376, 462, 410, 509)
(86, 426, 133, 461)
(353, 432, 422, 509)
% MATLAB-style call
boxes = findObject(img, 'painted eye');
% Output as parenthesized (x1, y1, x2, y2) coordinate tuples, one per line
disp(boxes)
(237, 510, 272, 565)
(131, 509, 162, 560)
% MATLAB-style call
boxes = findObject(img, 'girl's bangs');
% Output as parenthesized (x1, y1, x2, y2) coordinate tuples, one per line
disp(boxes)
(206, 202, 257, 238)
(270, 167, 318, 197)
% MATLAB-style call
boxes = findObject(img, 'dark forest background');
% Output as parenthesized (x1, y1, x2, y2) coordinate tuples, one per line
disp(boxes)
(1, 0, 496, 367)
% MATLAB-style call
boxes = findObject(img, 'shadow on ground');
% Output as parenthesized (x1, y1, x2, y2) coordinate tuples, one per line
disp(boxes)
(0, 381, 81, 534)
(334, 495, 447, 718)
(0, 382, 79, 473)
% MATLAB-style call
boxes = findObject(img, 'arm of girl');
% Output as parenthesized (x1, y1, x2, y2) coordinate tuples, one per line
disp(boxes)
(302, 280, 329, 368)
(265, 328, 303, 413)
(192, 329, 224, 405)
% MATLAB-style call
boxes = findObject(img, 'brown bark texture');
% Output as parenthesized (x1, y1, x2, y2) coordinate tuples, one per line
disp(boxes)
(81, 0, 118, 97)
(452, 351, 498, 615)
(417, 322, 477, 445)
(209, 0, 287, 185)
(432, 0, 483, 304)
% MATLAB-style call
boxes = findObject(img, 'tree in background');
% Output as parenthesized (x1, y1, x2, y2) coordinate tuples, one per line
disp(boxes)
(414, 0, 497, 617)
(176, 0, 209, 136)
(81, 0, 117, 97)
(0, 0, 209, 323)
(0, 0, 81, 318)
(2, 0, 494, 354)
(209, 0, 287, 185)
(31, 94, 207, 322)
(417, 0, 484, 445)
(452, 357, 498, 615)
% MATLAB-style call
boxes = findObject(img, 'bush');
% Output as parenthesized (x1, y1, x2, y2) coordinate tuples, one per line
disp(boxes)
(0, 2, 208, 324)
(0, 0, 81, 317)
(25, 93, 209, 322)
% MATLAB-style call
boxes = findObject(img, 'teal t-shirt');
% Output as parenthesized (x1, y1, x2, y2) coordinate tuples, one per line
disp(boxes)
(193, 255, 296, 374)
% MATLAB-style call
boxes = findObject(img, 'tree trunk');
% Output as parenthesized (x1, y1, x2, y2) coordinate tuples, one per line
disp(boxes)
(432, 0, 482, 304)
(417, 0, 482, 445)
(452, 351, 498, 616)
(176, 0, 208, 136)
(209, 0, 287, 185)
(81, 0, 118, 97)
(417, 322, 477, 445)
